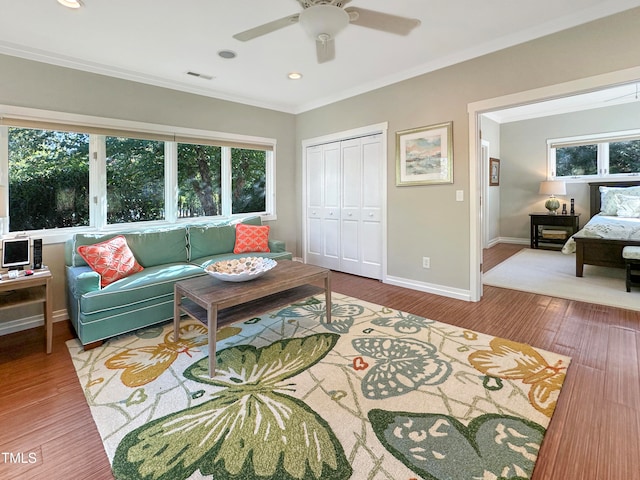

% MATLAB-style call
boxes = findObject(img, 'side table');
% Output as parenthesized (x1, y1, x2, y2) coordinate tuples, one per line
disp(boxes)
(0, 269, 53, 353)
(530, 212, 581, 250)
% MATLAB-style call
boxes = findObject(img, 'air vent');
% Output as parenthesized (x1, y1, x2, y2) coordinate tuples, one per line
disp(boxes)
(186, 71, 214, 80)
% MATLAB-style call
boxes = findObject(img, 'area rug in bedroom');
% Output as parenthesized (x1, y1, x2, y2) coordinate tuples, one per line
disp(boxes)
(483, 248, 639, 311)
(67, 293, 570, 480)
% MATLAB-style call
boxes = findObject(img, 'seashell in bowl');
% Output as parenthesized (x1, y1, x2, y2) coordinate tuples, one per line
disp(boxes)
(204, 257, 277, 282)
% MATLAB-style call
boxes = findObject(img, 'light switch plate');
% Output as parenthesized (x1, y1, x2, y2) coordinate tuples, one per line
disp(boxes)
(456, 190, 464, 201)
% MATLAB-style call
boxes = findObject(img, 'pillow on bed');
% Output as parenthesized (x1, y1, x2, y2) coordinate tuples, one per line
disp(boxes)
(600, 186, 640, 215)
(616, 194, 640, 218)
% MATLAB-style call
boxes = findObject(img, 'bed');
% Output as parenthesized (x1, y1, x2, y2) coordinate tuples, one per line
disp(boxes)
(563, 181, 640, 276)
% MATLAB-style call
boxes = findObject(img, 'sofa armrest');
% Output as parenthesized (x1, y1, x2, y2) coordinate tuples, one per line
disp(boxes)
(66, 266, 101, 297)
(268, 239, 286, 253)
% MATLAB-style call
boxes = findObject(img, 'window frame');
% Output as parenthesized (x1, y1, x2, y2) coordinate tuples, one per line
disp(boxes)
(0, 105, 276, 239)
(547, 128, 640, 182)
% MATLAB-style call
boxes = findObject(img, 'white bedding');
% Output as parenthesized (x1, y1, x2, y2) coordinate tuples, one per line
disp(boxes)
(562, 214, 640, 254)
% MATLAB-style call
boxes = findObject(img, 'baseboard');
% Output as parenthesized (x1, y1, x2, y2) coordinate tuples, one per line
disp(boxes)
(496, 237, 529, 245)
(384, 275, 472, 302)
(0, 309, 68, 336)
(487, 237, 501, 248)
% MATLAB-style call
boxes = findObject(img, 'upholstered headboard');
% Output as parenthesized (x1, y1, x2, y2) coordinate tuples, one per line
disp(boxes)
(589, 180, 640, 218)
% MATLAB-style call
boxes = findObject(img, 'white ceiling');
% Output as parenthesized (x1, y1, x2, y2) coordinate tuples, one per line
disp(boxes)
(1, 0, 639, 114)
(485, 82, 640, 123)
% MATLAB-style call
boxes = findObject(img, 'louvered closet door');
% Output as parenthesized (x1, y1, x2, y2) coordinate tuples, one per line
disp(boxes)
(306, 142, 340, 269)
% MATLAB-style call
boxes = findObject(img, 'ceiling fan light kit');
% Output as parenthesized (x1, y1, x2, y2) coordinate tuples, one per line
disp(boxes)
(298, 5, 349, 41)
(57, 0, 83, 9)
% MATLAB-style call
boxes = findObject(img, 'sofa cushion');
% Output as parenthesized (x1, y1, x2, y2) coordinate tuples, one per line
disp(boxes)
(188, 217, 263, 260)
(79, 262, 204, 315)
(125, 228, 188, 267)
(188, 224, 237, 260)
(68, 227, 188, 268)
(77, 235, 144, 287)
(233, 223, 270, 254)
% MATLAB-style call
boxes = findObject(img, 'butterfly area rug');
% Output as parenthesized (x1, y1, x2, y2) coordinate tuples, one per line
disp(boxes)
(67, 293, 571, 480)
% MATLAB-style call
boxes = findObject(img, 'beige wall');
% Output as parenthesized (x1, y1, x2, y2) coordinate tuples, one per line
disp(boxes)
(0, 55, 297, 320)
(296, 8, 640, 290)
(1, 7, 640, 330)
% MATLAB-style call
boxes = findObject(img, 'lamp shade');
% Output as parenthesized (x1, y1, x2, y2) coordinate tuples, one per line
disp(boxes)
(538, 180, 566, 196)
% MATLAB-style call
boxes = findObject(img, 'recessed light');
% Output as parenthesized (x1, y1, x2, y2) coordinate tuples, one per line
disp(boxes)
(57, 0, 83, 8)
(218, 50, 237, 60)
(288, 72, 303, 80)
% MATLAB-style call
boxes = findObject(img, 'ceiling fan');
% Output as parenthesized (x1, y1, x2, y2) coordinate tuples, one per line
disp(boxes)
(232, 0, 421, 64)
(605, 83, 639, 103)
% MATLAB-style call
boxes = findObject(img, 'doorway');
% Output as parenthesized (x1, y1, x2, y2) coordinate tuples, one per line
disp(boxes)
(468, 67, 640, 301)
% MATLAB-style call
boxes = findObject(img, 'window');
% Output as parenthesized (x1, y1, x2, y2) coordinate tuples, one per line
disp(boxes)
(555, 144, 598, 177)
(106, 137, 165, 224)
(0, 109, 275, 233)
(177, 143, 222, 218)
(609, 139, 640, 174)
(231, 148, 266, 214)
(8, 127, 90, 231)
(549, 130, 640, 180)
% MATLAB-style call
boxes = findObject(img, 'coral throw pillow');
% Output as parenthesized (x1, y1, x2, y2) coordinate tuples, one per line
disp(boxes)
(233, 223, 270, 254)
(77, 235, 144, 287)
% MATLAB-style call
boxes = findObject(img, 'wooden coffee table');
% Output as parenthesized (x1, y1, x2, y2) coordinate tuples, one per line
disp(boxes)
(174, 261, 331, 377)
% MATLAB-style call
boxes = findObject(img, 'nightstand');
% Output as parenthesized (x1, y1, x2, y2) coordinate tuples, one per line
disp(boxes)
(530, 212, 581, 250)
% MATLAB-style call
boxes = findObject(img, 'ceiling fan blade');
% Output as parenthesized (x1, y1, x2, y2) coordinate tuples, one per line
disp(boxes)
(345, 7, 421, 35)
(316, 37, 335, 64)
(605, 84, 639, 102)
(233, 14, 300, 42)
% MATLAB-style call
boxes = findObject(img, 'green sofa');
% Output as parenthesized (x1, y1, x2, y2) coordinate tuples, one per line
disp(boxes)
(64, 218, 292, 348)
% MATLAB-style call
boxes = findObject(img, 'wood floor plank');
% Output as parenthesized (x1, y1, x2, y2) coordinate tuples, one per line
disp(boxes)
(0, 244, 638, 479)
(604, 326, 640, 408)
(544, 364, 605, 479)
(598, 403, 640, 479)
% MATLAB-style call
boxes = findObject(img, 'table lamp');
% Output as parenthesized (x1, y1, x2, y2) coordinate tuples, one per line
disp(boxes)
(539, 180, 566, 214)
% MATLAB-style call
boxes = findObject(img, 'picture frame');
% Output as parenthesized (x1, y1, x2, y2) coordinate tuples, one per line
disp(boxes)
(489, 157, 500, 186)
(396, 121, 453, 186)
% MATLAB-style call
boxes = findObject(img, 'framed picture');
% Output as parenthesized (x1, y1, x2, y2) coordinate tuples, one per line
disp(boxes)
(396, 121, 453, 186)
(489, 157, 500, 186)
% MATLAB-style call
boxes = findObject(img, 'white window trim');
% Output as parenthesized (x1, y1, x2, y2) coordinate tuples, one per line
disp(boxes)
(0, 105, 277, 240)
(547, 128, 640, 182)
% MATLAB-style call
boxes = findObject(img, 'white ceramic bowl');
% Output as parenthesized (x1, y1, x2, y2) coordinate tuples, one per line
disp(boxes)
(204, 257, 277, 282)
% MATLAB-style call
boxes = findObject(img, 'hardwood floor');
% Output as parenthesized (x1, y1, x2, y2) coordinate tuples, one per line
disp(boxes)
(1, 243, 638, 479)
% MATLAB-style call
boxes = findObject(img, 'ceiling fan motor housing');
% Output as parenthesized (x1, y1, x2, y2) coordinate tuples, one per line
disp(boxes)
(297, 0, 351, 8)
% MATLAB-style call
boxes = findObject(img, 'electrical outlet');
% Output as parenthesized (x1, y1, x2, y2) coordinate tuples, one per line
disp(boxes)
(422, 257, 430, 269)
